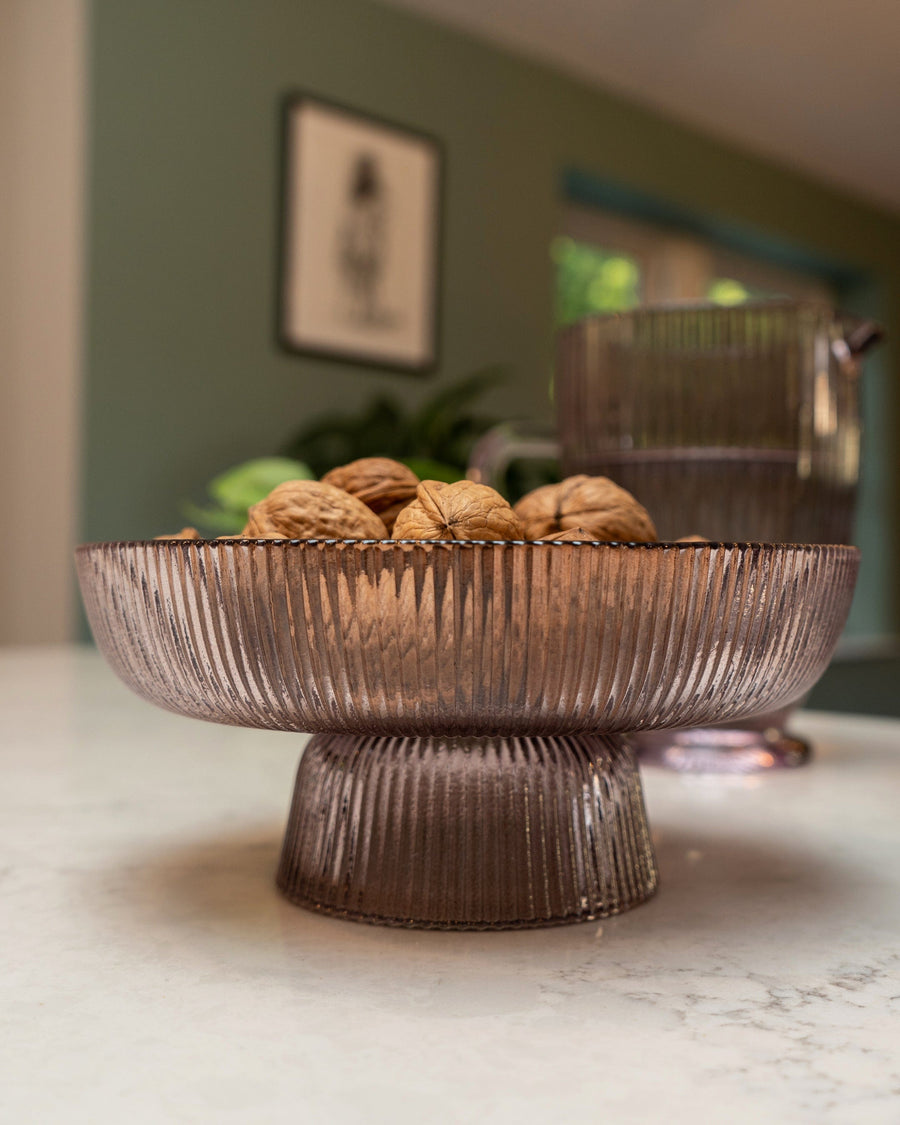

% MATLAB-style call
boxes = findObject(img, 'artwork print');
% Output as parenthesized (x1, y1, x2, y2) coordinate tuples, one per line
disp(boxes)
(279, 97, 442, 371)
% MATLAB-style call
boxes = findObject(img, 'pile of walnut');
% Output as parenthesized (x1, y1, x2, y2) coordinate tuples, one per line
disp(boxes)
(157, 457, 702, 543)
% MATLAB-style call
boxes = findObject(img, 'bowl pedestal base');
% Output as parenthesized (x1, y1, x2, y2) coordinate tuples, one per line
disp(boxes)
(276, 732, 658, 930)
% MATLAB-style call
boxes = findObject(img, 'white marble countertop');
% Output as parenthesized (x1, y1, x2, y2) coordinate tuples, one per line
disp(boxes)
(2, 645, 899, 1124)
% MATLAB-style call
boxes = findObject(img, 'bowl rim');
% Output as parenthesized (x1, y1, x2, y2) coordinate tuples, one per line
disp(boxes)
(75, 538, 862, 554)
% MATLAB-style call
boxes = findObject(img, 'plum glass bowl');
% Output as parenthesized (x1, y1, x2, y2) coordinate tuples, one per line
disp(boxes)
(76, 538, 858, 930)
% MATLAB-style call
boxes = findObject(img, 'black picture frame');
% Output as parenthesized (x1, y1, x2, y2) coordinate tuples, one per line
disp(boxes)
(277, 93, 443, 374)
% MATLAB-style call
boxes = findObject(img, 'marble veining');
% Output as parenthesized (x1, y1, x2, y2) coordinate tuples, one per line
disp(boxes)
(2, 646, 899, 1124)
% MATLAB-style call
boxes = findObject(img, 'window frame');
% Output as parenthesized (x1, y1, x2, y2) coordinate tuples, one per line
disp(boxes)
(562, 203, 835, 308)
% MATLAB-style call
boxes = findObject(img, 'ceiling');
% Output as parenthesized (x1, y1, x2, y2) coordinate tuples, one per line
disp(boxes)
(383, 0, 900, 216)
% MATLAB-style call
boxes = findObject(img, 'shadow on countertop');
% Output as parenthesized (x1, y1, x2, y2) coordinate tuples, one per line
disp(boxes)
(83, 817, 855, 974)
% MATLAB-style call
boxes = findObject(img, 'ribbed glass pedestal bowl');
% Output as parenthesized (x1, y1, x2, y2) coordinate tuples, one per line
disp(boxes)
(76, 539, 858, 929)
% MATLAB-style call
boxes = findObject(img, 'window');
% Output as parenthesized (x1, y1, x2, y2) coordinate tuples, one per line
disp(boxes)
(554, 205, 834, 325)
(552, 239, 640, 325)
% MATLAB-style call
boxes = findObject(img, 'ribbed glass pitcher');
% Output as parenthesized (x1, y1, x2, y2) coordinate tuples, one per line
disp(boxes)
(554, 301, 878, 544)
(467, 300, 881, 772)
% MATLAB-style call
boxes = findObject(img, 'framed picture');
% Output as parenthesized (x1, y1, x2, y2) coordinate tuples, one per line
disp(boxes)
(278, 94, 442, 372)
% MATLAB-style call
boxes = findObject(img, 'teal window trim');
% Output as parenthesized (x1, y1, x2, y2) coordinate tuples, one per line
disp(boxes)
(562, 168, 868, 292)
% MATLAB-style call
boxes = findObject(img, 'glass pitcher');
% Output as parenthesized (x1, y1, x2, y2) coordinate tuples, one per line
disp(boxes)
(468, 300, 881, 772)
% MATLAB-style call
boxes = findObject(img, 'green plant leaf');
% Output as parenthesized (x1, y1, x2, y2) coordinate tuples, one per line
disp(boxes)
(412, 368, 505, 457)
(439, 412, 503, 468)
(181, 501, 248, 536)
(209, 457, 312, 511)
(353, 397, 410, 459)
(401, 457, 465, 484)
(280, 412, 364, 474)
(278, 369, 505, 477)
(280, 396, 413, 474)
(183, 457, 313, 536)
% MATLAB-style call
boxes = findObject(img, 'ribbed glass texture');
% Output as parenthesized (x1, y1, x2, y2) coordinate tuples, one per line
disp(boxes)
(556, 303, 865, 543)
(277, 732, 656, 929)
(77, 538, 858, 928)
(76, 540, 858, 737)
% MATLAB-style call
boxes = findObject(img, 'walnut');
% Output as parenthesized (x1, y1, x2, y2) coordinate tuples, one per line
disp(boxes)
(514, 475, 657, 542)
(243, 479, 388, 540)
(392, 480, 524, 541)
(154, 527, 201, 540)
(541, 527, 594, 541)
(676, 534, 709, 543)
(321, 457, 419, 534)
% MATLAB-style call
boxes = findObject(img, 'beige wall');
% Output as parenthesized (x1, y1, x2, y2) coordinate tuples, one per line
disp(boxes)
(0, 0, 86, 643)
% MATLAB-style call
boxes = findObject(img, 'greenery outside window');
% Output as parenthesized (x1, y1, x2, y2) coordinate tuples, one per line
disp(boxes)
(555, 205, 834, 326)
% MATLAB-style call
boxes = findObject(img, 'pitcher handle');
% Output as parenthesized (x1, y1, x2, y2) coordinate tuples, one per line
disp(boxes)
(832, 319, 884, 378)
(467, 422, 560, 491)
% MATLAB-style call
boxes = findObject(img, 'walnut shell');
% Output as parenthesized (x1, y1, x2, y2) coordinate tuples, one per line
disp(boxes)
(321, 457, 419, 534)
(154, 527, 201, 540)
(392, 480, 524, 541)
(243, 479, 388, 540)
(541, 527, 594, 541)
(514, 476, 657, 541)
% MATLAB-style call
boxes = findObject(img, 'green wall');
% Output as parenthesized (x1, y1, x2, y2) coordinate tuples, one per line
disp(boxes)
(85, 0, 900, 645)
